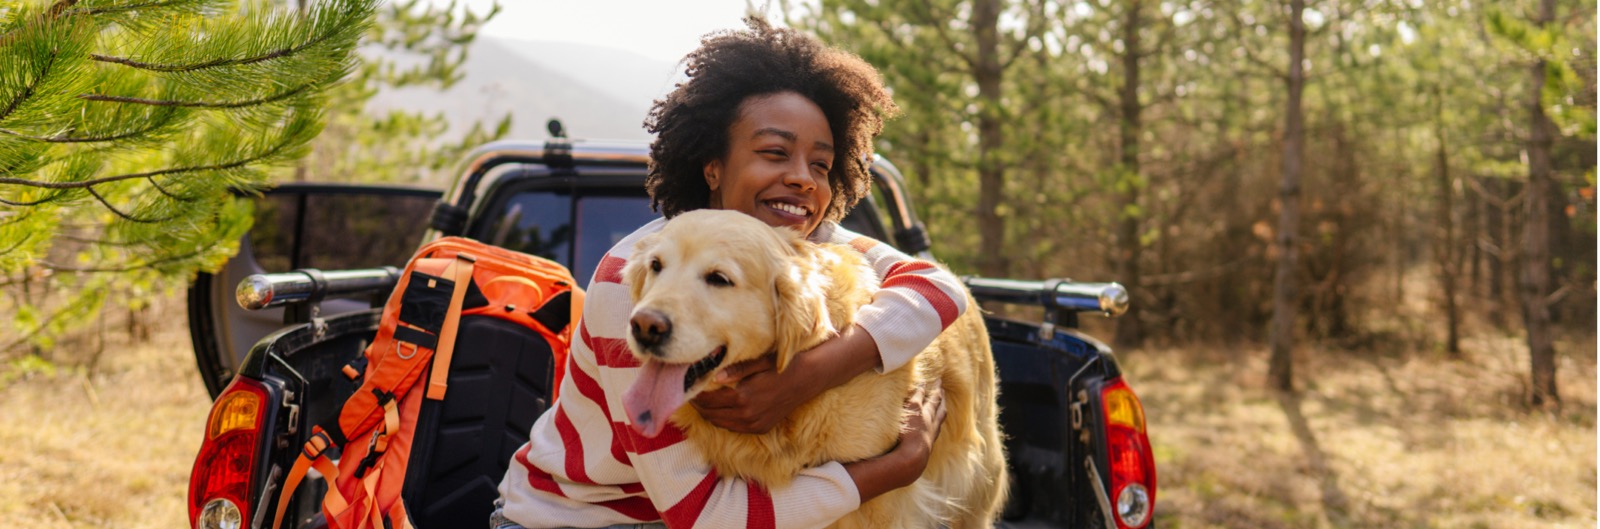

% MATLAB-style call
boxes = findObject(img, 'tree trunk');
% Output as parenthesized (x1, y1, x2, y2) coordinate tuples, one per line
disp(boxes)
(1269, 0, 1306, 393)
(1467, 175, 1482, 306)
(1390, 129, 1408, 307)
(972, 0, 1008, 278)
(1220, 79, 1248, 343)
(1113, 0, 1146, 348)
(1485, 176, 1513, 327)
(1522, 0, 1559, 409)
(1433, 89, 1461, 356)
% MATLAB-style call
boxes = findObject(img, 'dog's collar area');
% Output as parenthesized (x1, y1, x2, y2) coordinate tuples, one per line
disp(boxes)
(683, 346, 727, 392)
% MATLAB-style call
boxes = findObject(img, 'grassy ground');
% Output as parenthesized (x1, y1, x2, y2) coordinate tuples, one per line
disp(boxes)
(0, 302, 1593, 529)
(1126, 330, 1597, 529)
(0, 320, 208, 529)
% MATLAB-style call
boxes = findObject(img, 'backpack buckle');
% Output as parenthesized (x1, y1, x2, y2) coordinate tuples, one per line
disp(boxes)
(303, 430, 333, 459)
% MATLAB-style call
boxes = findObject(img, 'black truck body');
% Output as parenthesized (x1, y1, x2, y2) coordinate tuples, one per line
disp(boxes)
(185, 139, 1155, 529)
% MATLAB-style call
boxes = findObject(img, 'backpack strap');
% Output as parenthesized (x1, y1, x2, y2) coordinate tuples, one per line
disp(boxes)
(425, 253, 476, 400)
(271, 427, 345, 529)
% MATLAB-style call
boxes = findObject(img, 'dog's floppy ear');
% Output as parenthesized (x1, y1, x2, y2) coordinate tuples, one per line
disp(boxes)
(771, 247, 832, 373)
(622, 232, 660, 302)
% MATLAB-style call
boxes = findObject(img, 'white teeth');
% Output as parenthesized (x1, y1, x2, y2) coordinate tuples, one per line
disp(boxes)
(768, 202, 809, 217)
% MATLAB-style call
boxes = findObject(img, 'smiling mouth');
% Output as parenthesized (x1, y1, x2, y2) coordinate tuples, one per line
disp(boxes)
(683, 346, 727, 391)
(766, 201, 810, 218)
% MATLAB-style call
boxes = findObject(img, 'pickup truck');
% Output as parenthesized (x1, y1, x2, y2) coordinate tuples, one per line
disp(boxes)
(184, 138, 1156, 529)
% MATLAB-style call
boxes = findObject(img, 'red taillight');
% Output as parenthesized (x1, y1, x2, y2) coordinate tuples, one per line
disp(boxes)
(1101, 377, 1156, 529)
(189, 377, 268, 529)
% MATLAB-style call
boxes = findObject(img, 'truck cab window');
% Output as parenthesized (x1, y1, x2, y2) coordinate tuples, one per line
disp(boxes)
(574, 195, 658, 286)
(486, 190, 574, 268)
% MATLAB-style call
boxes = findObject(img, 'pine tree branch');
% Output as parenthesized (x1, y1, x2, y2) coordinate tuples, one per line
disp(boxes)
(54, 232, 149, 247)
(866, 18, 965, 73)
(903, 2, 978, 72)
(62, 1, 187, 18)
(0, 231, 31, 256)
(2, 301, 74, 354)
(78, 81, 317, 108)
(41, 245, 208, 272)
(0, 0, 77, 48)
(85, 185, 177, 223)
(0, 193, 67, 207)
(1000, 0, 1049, 71)
(0, 110, 173, 142)
(89, 22, 342, 73)
(1, 126, 150, 143)
(0, 49, 59, 123)
(145, 175, 199, 202)
(0, 135, 288, 189)
(45, 0, 80, 19)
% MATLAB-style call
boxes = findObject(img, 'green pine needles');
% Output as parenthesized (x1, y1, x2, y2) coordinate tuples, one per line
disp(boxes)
(0, 0, 376, 355)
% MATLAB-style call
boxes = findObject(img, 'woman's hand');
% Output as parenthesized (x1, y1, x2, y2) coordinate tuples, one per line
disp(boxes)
(689, 354, 797, 434)
(690, 324, 882, 434)
(842, 379, 947, 503)
(896, 379, 947, 469)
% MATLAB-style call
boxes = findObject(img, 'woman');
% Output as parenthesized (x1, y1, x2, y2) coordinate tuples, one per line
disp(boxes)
(494, 18, 970, 529)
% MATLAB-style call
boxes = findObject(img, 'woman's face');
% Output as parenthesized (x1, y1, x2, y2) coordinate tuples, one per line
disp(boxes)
(704, 91, 835, 235)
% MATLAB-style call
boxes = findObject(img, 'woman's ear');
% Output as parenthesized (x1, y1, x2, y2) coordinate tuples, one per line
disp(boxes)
(703, 159, 722, 191)
(704, 160, 724, 209)
(622, 233, 660, 302)
(771, 253, 832, 373)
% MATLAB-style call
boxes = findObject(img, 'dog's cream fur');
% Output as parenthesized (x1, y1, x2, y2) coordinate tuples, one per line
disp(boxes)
(622, 210, 1008, 529)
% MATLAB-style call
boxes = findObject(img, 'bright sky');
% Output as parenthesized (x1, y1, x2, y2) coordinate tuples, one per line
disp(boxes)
(457, 0, 790, 65)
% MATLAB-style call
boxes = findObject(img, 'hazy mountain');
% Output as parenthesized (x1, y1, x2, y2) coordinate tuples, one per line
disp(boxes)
(366, 36, 682, 143)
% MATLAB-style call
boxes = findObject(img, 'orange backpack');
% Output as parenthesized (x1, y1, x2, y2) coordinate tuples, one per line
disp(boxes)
(271, 237, 582, 529)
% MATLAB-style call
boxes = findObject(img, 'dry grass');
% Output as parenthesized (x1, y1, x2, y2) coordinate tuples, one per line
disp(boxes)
(0, 320, 208, 529)
(1126, 329, 1598, 529)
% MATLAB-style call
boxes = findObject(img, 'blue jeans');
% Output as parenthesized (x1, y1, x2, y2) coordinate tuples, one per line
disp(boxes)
(489, 499, 666, 529)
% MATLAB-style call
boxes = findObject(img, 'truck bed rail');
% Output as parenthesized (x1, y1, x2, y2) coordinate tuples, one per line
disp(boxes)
(962, 277, 1129, 317)
(236, 267, 401, 310)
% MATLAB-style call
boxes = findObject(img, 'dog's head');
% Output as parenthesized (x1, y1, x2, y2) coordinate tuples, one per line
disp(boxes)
(619, 210, 835, 437)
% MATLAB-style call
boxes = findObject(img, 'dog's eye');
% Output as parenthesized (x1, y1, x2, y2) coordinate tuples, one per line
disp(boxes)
(650, 257, 662, 273)
(705, 271, 733, 287)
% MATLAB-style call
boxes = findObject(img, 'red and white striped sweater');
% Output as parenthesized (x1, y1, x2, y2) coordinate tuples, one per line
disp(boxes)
(495, 218, 969, 529)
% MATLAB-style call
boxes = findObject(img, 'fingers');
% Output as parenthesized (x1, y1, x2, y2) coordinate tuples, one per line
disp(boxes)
(901, 378, 946, 442)
(924, 379, 946, 424)
(690, 386, 740, 409)
(688, 384, 778, 434)
(712, 354, 778, 384)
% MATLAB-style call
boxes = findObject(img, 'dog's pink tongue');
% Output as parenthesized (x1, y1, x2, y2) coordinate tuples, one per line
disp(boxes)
(623, 359, 692, 438)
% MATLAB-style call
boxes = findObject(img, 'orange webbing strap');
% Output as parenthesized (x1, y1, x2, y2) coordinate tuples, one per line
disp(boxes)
(364, 470, 384, 529)
(389, 501, 415, 529)
(426, 253, 476, 400)
(380, 398, 400, 451)
(271, 429, 344, 529)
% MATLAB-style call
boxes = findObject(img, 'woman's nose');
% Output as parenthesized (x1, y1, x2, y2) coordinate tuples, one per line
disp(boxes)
(782, 161, 815, 191)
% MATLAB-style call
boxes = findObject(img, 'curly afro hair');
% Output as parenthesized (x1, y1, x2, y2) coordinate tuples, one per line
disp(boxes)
(644, 17, 898, 223)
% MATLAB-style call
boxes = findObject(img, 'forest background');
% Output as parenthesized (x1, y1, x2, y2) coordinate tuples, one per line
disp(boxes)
(0, 0, 1595, 528)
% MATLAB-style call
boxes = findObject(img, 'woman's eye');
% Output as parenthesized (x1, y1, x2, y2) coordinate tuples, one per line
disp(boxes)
(705, 271, 733, 287)
(759, 149, 787, 159)
(650, 258, 662, 273)
(812, 161, 831, 172)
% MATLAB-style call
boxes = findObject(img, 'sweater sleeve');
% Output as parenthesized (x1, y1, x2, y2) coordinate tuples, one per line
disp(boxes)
(817, 223, 970, 374)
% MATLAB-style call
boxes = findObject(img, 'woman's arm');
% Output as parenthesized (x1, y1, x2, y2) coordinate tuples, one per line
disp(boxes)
(690, 323, 878, 433)
(691, 225, 967, 434)
(844, 380, 946, 502)
(624, 381, 945, 528)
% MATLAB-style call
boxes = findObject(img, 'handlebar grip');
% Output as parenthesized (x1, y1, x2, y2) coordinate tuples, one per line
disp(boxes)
(236, 267, 401, 310)
(962, 277, 1130, 317)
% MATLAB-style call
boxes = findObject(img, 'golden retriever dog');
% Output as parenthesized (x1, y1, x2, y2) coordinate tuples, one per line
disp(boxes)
(620, 209, 1008, 529)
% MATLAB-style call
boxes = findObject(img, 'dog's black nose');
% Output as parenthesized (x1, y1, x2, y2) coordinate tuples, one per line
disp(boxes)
(630, 309, 672, 350)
